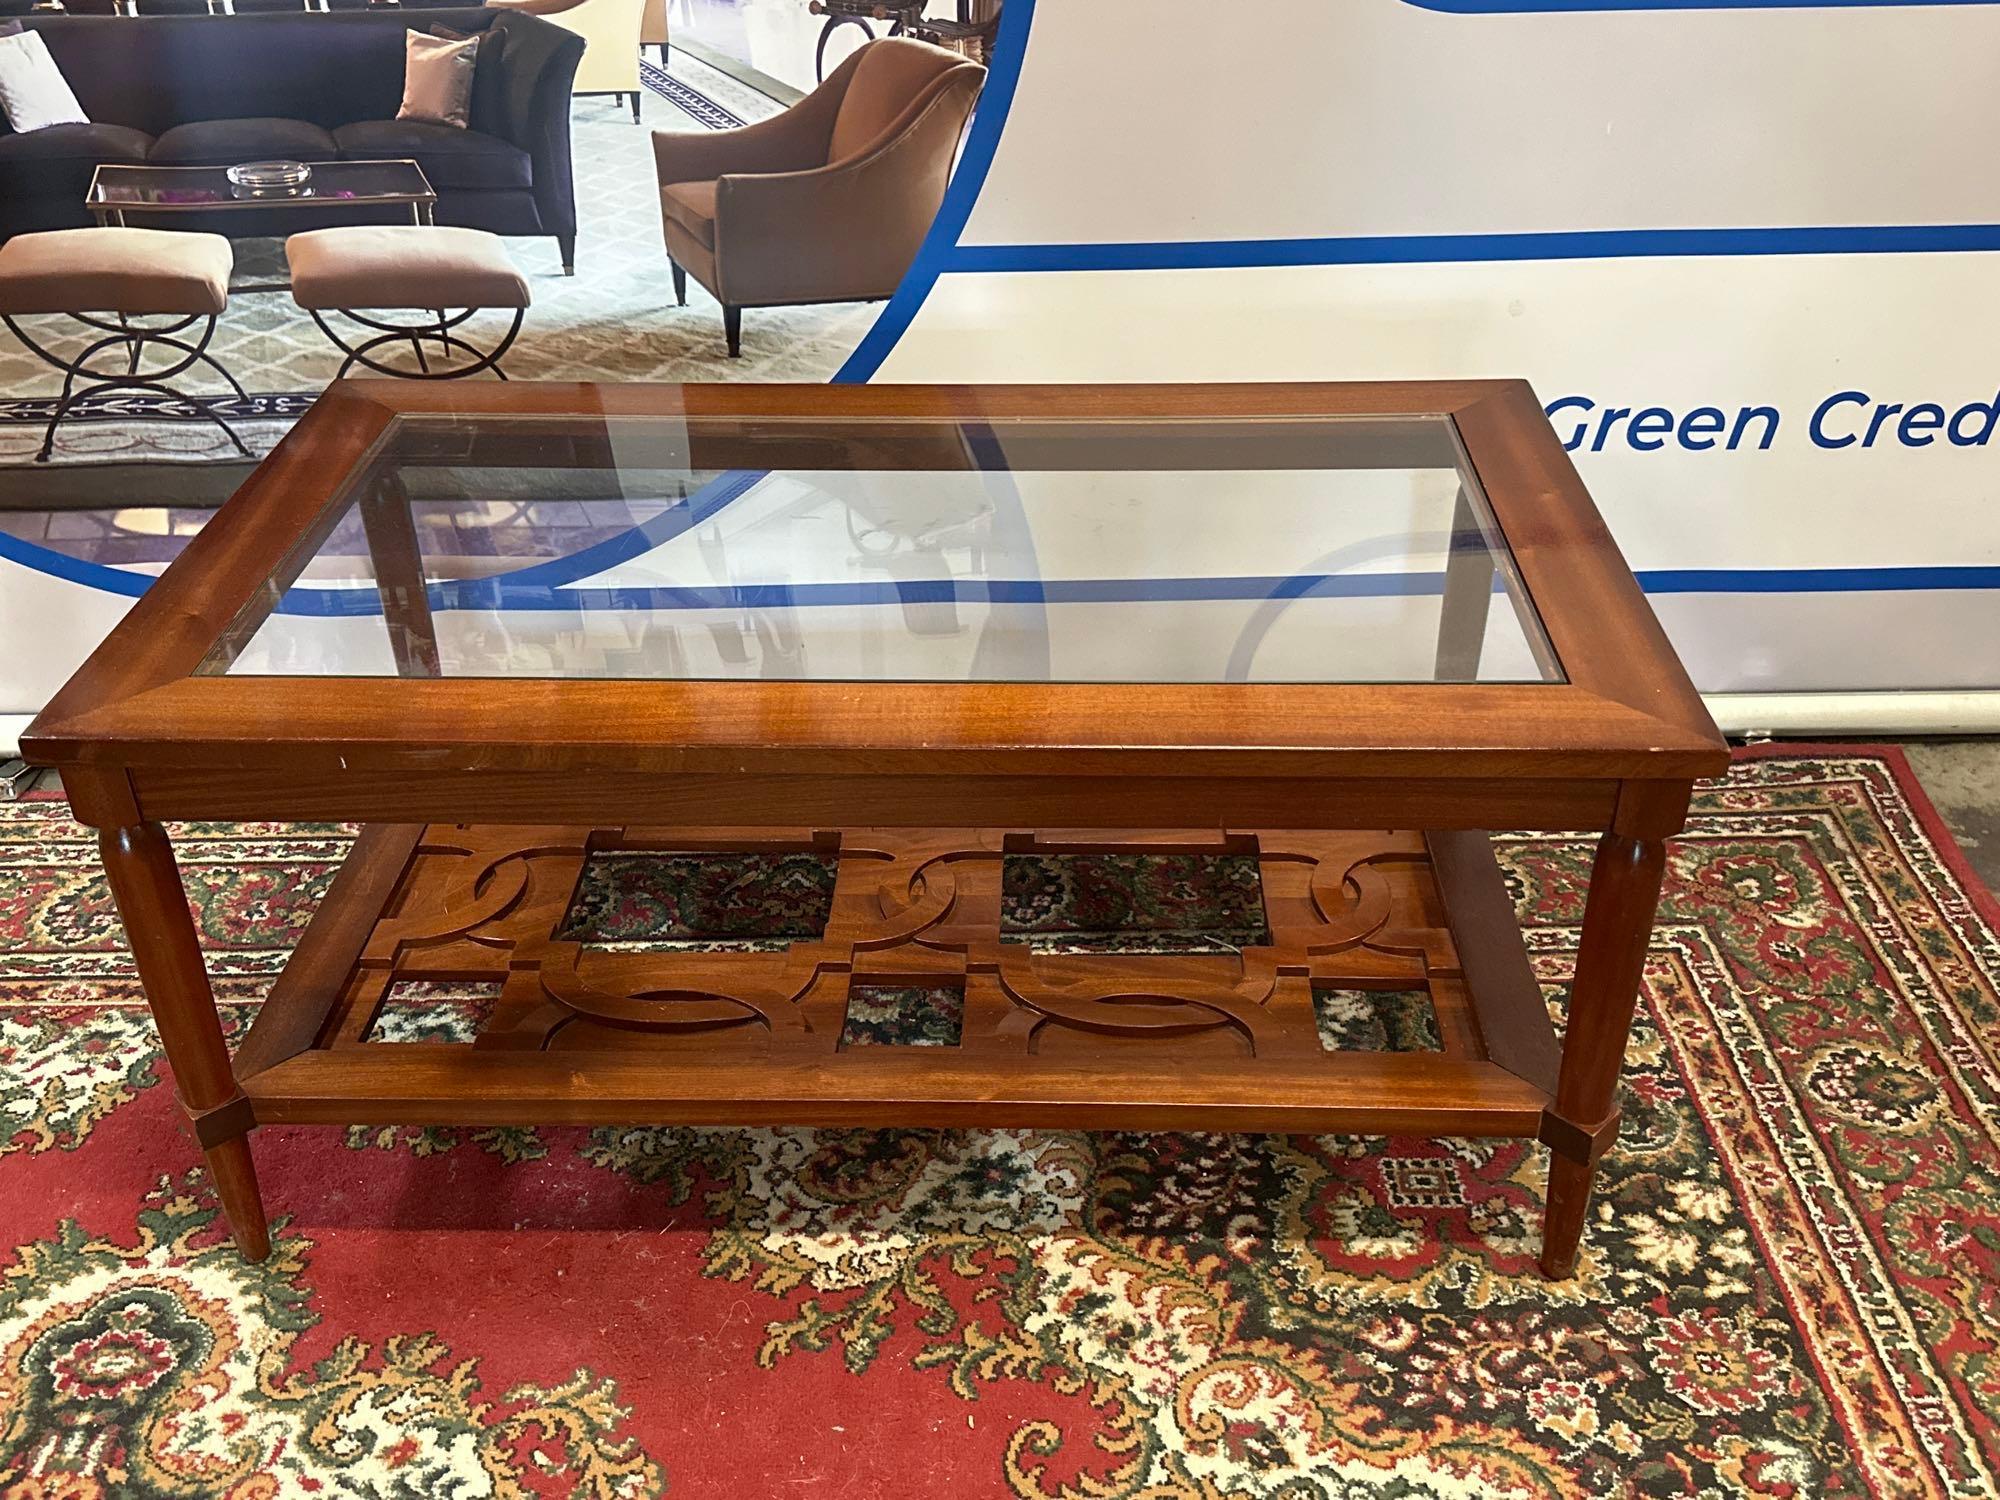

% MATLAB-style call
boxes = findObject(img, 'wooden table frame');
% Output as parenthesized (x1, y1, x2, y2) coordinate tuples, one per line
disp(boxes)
(24, 379, 1728, 1277)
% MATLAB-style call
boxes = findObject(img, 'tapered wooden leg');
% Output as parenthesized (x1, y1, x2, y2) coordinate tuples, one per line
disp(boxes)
(1540, 1151, 1597, 1279)
(99, 822, 270, 1261)
(1539, 827, 1669, 1278)
(723, 304, 742, 358)
(670, 260, 687, 306)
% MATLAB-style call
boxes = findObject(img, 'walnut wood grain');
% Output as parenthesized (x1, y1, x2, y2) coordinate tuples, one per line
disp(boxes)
(118, 767, 1629, 832)
(1426, 829, 1562, 1094)
(298, 824, 1464, 1063)
(231, 823, 423, 1080)
(244, 1048, 1551, 1137)
(98, 823, 270, 1261)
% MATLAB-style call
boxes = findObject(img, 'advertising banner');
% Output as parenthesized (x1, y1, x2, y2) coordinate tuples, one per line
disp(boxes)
(871, 0, 2000, 703)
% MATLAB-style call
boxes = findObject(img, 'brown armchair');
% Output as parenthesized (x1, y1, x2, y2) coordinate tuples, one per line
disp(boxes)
(651, 36, 984, 356)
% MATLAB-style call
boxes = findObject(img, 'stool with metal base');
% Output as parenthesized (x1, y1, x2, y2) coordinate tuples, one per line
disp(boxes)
(287, 225, 531, 380)
(0, 227, 247, 462)
(306, 304, 526, 381)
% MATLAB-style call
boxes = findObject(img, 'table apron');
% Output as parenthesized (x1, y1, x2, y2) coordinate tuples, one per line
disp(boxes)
(106, 767, 1631, 833)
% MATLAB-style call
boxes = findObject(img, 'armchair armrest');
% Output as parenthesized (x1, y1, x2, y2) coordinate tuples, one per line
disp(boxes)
(652, 104, 837, 187)
(707, 67, 982, 306)
(650, 41, 871, 187)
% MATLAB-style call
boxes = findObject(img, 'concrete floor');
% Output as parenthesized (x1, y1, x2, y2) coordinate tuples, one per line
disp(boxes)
(1900, 738, 2000, 894)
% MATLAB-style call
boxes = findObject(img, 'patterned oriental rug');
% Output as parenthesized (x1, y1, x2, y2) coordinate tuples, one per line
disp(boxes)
(1, 748, 1998, 1498)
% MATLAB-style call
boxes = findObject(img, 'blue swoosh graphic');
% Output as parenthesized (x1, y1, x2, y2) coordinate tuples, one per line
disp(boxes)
(946, 223, 2000, 273)
(833, 0, 1035, 381)
(252, 563, 2000, 618)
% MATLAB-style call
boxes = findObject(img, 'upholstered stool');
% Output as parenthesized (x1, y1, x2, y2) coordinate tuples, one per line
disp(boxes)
(287, 226, 530, 380)
(0, 227, 246, 462)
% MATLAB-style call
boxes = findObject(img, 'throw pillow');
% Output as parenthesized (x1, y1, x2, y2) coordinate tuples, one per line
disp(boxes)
(0, 29, 87, 133)
(0, 22, 23, 38)
(397, 29, 478, 131)
(430, 21, 507, 134)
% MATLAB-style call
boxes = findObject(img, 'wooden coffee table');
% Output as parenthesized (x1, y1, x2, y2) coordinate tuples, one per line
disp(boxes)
(23, 380, 1727, 1277)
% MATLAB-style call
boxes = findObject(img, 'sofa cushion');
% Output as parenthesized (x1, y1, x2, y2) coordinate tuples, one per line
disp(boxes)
(397, 29, 479, 131)
(149, 117, 339, 166)
(427, 20, 508, 135)
(0, 120, 150, 201)
(659, 179, 714, 250)
(0, 28, 87, 133)
(331, 118, 529, 191)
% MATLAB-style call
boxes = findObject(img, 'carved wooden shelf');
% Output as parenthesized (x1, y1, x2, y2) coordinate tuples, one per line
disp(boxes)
(233, 824, 1563, 1138)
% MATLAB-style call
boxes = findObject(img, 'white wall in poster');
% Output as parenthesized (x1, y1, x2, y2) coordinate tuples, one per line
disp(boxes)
(874, 0, 2000, 706)
(0, 557, 140, 754)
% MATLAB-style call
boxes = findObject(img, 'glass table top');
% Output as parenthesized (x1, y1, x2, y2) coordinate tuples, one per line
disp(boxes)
(200, 411, 1562, 685)
(88, 160, 434, 209)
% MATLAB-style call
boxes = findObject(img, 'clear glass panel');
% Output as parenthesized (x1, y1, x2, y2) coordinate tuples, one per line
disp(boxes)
(200, 411, 1561, 684)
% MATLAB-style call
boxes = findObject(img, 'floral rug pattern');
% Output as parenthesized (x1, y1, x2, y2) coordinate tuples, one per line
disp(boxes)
(0, 750, 1997, 1497)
